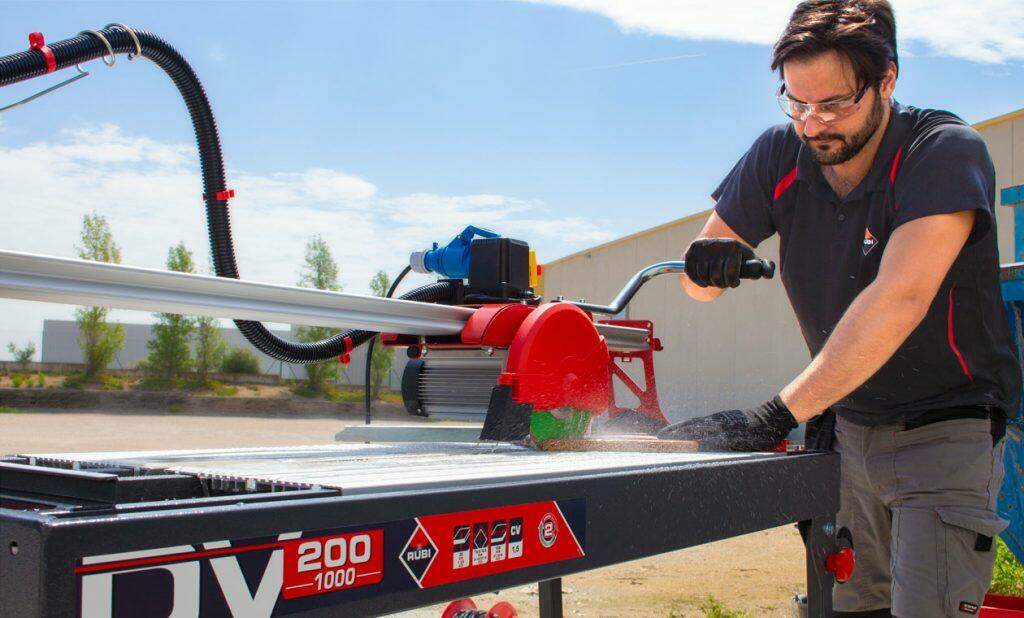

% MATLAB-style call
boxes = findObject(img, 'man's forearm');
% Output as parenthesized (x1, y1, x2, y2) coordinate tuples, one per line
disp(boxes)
(779, 281, 930, 421)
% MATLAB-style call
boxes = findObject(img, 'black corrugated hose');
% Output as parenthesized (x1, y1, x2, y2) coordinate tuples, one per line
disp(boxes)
(0, 26, 456, 363)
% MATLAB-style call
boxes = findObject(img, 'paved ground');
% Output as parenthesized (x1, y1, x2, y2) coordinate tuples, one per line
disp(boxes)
(0, 409, 807, 617)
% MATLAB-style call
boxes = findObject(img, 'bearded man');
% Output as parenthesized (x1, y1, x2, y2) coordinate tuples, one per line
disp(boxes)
(661, 2, 1020, 616)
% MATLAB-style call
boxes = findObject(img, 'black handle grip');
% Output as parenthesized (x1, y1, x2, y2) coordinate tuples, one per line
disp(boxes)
(739, 258, 776, 280)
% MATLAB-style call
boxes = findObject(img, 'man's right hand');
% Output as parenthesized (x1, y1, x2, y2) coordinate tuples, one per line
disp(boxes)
(684, 238, 755, 288)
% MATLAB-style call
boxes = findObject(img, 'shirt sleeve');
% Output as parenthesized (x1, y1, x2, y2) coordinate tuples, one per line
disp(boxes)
(892, 123, 994, 245)
(711, 127, 779, 248)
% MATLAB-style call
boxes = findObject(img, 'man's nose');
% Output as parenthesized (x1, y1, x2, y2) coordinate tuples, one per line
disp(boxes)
(801, 115, 826, 138)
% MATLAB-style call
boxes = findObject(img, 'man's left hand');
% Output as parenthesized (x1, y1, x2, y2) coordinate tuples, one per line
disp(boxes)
(656, 396, 798, 451)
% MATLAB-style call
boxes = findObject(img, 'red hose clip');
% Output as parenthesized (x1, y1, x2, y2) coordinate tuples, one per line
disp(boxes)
(29, 32, 56, 74)
(338, 336, 353, 365)
(203, 189, 235, 203)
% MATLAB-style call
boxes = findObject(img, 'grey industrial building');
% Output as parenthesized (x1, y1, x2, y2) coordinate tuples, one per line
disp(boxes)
(538, 108, 1024, 421)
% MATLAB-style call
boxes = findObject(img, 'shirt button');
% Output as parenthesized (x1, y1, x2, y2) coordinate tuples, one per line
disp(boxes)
(838, 213, 847, 222)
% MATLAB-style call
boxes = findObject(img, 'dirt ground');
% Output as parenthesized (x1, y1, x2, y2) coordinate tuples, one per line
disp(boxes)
(0, 409, 807, 617)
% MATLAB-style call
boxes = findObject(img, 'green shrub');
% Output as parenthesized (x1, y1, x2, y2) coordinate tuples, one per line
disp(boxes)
(35, 371, 46, 388)
(100, 375, 127, 391)
(212, 383, 237, 397)
(62, 372, 86, 389)
(220, 348, 261, 375)
(11, 374, 30, 388)
(992, 536, 1024, 596)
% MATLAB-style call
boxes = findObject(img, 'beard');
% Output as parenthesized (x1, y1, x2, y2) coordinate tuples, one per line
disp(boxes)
(802, 91, 885, 166)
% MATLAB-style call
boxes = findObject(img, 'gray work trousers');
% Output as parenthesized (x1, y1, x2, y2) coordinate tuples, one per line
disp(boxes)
(833, 415, 1007, 617)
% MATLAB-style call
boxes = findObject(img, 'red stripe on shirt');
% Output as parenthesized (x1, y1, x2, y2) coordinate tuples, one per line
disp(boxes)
(947, 286, 974, 382)
(773, 166, 798, 201)
(889, 147, 903, 184)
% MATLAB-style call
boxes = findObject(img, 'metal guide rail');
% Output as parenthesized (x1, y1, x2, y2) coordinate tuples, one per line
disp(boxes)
(1, 444, 842, 617)
(0, 249, 651, 350)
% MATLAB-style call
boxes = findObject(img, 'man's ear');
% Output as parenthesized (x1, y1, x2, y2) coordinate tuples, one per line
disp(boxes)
(880, 61, 897, 99)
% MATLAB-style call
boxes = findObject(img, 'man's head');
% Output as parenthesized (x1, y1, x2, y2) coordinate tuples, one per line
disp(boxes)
(772, 1, 899, 165)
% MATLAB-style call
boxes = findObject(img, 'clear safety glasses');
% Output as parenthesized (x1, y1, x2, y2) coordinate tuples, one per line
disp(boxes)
(776, 82, 870, 125)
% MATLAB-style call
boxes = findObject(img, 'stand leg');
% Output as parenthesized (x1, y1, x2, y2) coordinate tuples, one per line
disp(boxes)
(538, 578, 563, 618)
(803, 517, 836, 617)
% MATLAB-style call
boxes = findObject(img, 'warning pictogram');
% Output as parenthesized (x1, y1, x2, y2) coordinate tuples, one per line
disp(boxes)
(452, 525, 471, 570)
(490, 520, 508, 562)
(472, 522, 489, 566)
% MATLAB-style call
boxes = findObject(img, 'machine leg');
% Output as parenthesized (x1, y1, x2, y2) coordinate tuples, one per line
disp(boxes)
(538, 578, 563, 618)
(802, 516, 836, 617)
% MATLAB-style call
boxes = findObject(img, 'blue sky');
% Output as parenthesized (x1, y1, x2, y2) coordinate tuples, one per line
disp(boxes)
(1, 1, 1022, 357)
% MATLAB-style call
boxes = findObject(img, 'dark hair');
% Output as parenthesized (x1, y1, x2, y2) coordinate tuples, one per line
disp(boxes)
(771, 0, 898, 88)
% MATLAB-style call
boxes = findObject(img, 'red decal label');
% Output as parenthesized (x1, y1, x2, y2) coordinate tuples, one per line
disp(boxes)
(281, 530, 384, 599)
(401, 501, 583, 588)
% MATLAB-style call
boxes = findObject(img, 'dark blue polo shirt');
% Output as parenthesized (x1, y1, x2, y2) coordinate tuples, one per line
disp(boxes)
(713, 101, 1021, 425)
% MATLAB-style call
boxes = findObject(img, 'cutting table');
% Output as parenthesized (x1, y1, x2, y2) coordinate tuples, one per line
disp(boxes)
(1, 443, 841, 617)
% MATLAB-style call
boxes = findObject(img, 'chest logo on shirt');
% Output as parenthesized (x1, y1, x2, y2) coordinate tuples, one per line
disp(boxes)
(862, 227, 879, 255)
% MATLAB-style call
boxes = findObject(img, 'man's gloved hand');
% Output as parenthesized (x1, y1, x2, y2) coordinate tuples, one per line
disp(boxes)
(684, 238, 755, 288)
(656, 396, 798, 452)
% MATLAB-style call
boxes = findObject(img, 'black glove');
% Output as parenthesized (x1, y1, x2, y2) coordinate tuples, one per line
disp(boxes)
(656, 396, 798, 452)
(684, 238, 755, 288)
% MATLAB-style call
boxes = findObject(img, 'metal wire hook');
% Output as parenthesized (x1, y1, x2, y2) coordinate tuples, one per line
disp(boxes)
(0, 65, 90, 114)
(78, 29, 116, 67)
(103, 23, 142, 59)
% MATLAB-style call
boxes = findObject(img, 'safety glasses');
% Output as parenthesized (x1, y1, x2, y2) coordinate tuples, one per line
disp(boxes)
(776, 82, 870, 125)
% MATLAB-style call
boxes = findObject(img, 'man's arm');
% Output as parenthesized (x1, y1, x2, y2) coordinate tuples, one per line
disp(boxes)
(779, 210, 976, 422)
(680, 212, 753, 302)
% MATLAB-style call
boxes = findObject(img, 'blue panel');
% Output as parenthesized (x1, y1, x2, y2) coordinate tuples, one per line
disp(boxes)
(1002, 184, 1024, 207)
(1003, 279, 1024, 301)
(999, 299, 1024, 563)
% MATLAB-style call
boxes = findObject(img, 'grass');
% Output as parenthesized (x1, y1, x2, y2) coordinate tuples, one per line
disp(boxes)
(0, 406, 24, 414)
(991, 536, 1024, 596)
(683, 596, 748, 618)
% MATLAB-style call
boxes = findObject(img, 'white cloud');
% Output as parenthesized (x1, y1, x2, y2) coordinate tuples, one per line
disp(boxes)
(527, 0, 1024, 64)
(0, 124, 614, 355)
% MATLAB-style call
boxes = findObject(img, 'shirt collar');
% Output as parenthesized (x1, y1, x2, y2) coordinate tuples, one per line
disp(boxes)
(794, 100, 911, 203)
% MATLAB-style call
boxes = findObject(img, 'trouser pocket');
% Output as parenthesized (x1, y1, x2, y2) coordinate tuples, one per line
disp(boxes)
(934, 507, 1005, 616)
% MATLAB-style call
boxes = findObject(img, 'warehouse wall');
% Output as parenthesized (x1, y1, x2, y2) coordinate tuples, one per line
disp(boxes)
(541, 109, 1024, 423)
(978, 110, 1024, 263)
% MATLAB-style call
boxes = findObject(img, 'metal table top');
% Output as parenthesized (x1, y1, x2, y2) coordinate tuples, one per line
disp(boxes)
(24, 443, 773, 495)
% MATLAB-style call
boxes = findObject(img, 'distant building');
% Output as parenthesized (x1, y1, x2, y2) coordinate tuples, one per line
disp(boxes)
(40, 319, 401, 388)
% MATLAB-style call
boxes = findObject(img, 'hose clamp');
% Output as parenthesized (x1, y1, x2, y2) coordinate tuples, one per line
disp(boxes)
(78, 30, 116, 67)
(103, 23, 142, 60)
(28, 32, 56, 74)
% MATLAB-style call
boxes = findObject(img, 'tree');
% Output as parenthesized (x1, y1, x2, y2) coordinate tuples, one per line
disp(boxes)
(294, 235, 342, 395)
(194, 315, 227, 387)
(6, 341, 36, 369)
(75, 213, 125, 380)
(368, 270, 395, 400)
(143, 242, 196, 387)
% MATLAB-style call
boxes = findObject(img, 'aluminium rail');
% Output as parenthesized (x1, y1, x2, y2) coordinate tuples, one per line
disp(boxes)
(0, 250, 652, 348)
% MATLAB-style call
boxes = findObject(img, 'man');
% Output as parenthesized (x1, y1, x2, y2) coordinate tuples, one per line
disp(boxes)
(660, 1, 1020, 616)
